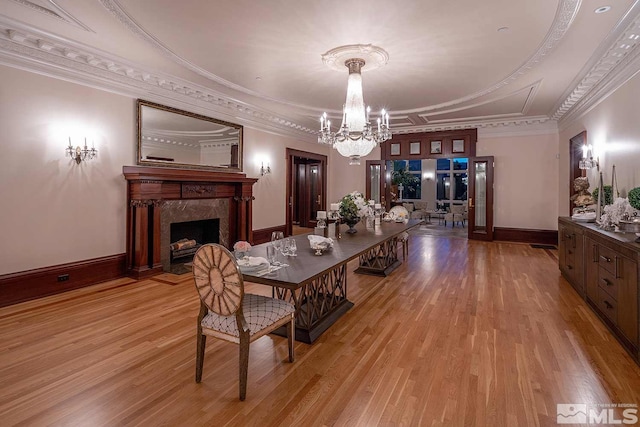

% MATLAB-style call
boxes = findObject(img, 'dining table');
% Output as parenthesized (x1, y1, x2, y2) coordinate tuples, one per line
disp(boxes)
(242, 219, 422, 343)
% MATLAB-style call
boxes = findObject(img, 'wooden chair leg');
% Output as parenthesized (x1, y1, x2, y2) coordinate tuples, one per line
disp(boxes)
(287, 316, 295, 362)
(239, 334, 250, 401)
(195, 331, 206, 383)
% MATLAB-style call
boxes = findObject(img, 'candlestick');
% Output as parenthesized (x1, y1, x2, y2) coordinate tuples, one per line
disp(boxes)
(330, 203, 339, 211)
(317, 210, 327, 219)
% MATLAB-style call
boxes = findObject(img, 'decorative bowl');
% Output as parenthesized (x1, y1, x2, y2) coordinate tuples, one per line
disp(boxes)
(618, 216, 640, 242)
(308, 235, 334, 255)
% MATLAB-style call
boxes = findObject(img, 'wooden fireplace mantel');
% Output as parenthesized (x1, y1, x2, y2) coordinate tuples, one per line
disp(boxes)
(123, 166, 258, 279)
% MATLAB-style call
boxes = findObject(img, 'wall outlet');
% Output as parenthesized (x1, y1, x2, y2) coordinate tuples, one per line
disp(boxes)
(57, 274, 70, 282)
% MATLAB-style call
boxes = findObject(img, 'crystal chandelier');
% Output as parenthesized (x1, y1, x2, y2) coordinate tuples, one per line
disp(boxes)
(318, 57, 391, 165)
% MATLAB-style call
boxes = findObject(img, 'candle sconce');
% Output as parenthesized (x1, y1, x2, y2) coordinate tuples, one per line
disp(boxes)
(260, 162, 271, 176)
(66, 137, 97, 164)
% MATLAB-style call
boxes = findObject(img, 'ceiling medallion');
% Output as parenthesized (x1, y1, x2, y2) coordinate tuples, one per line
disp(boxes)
(318, 44, 391, 165)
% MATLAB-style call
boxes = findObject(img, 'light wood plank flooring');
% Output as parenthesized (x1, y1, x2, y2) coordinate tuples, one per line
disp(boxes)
(1, 233, 639, 426)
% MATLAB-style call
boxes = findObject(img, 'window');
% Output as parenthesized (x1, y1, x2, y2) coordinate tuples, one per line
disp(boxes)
(436, 158, 468, 209)
(388, 160, 422, 200)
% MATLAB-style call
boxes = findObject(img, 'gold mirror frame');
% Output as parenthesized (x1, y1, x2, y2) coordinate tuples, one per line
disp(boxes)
(137, 99, 243, 172)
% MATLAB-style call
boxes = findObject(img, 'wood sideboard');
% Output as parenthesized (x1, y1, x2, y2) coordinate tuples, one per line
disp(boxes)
(123, 166, 258, 279)
(558, 217, 640, 363)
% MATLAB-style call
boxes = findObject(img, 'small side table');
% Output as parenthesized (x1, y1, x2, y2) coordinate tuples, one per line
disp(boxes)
(425, 210, 446, 225)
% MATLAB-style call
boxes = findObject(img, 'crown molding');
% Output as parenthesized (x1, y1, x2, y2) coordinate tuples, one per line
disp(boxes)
(393, 0, 580, 116)
(553, 1, 640, 125)
(0, 16, 317, 142)
(99, 0, 579, 117)
(393, 115, 555, 135)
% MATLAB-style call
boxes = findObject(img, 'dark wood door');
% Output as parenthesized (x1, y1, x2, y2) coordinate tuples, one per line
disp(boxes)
(286, 149, 327, 235)
(468, 156, 494, 241)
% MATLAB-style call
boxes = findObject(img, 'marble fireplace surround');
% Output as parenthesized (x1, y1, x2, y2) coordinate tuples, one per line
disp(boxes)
(123, 166, 257, 279)
(160, 199, 229, 272)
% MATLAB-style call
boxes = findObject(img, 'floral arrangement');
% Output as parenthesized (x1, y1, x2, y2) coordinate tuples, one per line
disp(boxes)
(233, 241, 252, 252)
(598, 197, 637, 230)
(338, 191, 372, 221)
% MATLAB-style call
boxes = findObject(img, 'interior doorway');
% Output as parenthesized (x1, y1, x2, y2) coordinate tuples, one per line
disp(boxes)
(285, 149, 327, 236)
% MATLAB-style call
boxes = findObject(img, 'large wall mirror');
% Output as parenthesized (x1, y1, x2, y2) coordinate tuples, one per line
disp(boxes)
(137, 99, 243, 172)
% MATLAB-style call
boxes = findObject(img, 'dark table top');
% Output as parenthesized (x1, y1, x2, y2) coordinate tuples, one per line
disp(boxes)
(243, 219, 422, 289)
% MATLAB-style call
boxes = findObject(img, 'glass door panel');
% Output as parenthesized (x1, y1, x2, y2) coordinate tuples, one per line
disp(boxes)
(468, 156, 494, 241)
(366, 160, 386, 206)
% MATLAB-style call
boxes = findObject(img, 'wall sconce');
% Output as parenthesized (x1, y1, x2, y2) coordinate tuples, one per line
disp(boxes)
(65, 137, 97, 164)
(579, 144, 599, 171)
(260, 162, 271, 176)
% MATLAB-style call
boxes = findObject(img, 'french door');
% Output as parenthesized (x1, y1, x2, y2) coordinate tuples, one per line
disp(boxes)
(468, 156, 494, 241)
(365, 160, 386, 206)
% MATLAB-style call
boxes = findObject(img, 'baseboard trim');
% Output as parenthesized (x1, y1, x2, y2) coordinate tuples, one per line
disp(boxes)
(252, 224, 287, 245)
(494, 227, 558, 246)
(0, 254, 127, 307)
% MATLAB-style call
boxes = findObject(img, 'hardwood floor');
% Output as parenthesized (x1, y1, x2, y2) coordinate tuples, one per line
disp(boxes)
(1, 233, 639, 426)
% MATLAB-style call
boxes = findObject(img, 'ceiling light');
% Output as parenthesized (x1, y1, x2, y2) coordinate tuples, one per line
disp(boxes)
(595, 6, 611, 13)
(318, 44, 392, 165)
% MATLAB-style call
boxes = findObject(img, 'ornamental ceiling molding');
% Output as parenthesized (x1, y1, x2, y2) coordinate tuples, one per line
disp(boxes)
(97, 0, 308, 111)
(391, 115, 556, 135)
(9, 0, 94, 32)
(396, 0, 581, 116)
(0, 16, 315, 140)
(553, 3, 640, 126)
(99, 0, 579, 116)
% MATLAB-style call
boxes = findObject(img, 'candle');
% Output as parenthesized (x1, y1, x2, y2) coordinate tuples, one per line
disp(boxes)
(330, 203, 339, 211)
(317, 211, 327, 219)
(327, 120, 331, 132)
(375, 203, 381, 209)
(342, 104, 347, 124)
(368, 200, 374, 205)
(366, 106, 370, 122)
(377, 118, 381, 132)
(386, 113, 390, 127)
(68, 136, 72, 148)
(320, 115, 324, 131)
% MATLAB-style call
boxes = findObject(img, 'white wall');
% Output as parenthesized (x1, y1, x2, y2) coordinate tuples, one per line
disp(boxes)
(243, 128, 330, 230)
(477, 132, 560, 230)
(0, 65, 135, 275)
(559, 71, 640, 216)
(0, 65, 330, 275)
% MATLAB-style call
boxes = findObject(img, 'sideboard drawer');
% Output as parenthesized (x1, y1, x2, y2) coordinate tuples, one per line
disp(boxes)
(597, 244, 618, 276)
(597, 287, 618, 324)
(598, 267, 619, 300)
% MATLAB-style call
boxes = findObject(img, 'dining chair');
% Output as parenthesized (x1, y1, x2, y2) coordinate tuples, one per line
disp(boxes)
(192, 243, 295, 401)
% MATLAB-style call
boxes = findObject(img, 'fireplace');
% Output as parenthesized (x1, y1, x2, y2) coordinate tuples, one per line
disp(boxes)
(161, 198, 229, 272)
(168, 218, 219, 272)
(123, 166, 257, 279)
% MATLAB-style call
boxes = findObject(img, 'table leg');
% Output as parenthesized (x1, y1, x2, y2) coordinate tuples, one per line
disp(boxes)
(273, 263, 353, 343)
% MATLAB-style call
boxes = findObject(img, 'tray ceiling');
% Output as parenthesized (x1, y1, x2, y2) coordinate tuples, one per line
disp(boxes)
(1, 0, 640, 139)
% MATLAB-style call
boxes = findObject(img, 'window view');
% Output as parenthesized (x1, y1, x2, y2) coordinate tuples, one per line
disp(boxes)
(436, 158, 468, 210)
(388, 160, 422, 200)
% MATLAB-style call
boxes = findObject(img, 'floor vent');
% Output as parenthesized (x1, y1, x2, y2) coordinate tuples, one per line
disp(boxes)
(530, 244, 556, 250)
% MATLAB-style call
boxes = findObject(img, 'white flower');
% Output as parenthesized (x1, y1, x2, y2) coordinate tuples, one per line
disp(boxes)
(598, 197, 636, 230)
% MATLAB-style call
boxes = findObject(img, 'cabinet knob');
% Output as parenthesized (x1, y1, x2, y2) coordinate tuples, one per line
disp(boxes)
(599, 255, 612, 263)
